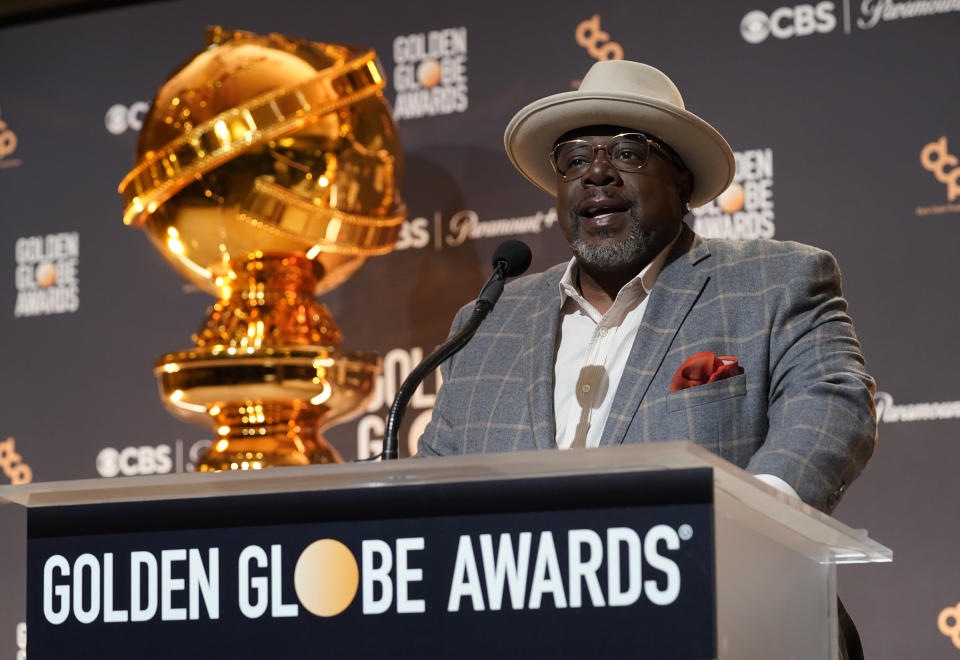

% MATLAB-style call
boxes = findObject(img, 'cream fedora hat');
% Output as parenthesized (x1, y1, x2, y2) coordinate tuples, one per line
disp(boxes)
(503, 60, 735, 208)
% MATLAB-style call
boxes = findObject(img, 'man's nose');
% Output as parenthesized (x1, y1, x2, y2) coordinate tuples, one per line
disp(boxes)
(582, 148, 621, 187)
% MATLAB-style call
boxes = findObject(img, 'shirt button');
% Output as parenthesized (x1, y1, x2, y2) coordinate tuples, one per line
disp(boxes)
(581, 384, 591, 393)
(597, 328, 608, 337)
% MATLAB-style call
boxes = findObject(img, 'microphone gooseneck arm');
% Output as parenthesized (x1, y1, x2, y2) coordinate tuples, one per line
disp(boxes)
(381, 239, 531, 461)
(382, 264, 508, 460)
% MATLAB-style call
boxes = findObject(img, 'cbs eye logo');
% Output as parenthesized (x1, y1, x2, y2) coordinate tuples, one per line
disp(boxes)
(740, 2, 837, 44)
(96, 445, 172, 477)
(104, 102, 149, 135)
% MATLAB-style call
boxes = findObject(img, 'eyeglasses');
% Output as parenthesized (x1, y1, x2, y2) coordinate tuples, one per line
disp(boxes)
(550, 132, 685, 182)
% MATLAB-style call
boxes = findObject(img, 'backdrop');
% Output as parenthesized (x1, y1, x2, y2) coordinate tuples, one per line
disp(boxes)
(1, 1, 958, 656)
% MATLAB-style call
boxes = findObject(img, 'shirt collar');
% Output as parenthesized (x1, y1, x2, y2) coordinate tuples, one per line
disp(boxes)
(558, 227, 682, 305)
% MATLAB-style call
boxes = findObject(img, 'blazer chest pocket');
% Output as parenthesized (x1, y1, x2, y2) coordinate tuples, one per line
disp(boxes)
(665, 373, 747, 412)
(664, 373, 747, 461)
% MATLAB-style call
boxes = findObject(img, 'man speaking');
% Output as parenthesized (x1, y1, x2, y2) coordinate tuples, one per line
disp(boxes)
(417, 59, 876, 517)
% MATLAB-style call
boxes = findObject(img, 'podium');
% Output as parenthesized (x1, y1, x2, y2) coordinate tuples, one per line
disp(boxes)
(0, 442, 890, 659)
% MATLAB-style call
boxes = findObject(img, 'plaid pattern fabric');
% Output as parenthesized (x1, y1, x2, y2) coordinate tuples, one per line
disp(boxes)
(417, 224, 877, 513)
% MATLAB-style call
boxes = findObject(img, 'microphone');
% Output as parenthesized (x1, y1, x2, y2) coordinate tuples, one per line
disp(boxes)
(477, 239, 533, 308)
(494, 239, 534, 276)
(381, 240, 532, 460)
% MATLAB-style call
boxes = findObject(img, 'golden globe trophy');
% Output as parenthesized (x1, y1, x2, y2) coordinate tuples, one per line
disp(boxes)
(118, 27, 405, 470)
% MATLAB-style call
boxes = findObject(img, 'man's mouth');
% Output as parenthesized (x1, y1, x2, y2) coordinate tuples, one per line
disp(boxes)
(575, 198, 631, 227)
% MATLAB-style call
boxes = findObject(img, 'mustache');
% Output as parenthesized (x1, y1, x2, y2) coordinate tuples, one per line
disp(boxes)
(568, 190, 634, 230)
(575, 189, 633, 209)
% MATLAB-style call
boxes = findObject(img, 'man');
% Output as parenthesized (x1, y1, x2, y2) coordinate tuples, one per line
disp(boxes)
(417, 60, 876, 516)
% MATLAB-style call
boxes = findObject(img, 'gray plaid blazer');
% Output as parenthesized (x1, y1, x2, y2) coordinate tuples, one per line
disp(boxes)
(417, 224, 877, 513)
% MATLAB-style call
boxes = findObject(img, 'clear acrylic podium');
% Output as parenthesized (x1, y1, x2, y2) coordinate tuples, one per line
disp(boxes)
(0, 442, 890, 659)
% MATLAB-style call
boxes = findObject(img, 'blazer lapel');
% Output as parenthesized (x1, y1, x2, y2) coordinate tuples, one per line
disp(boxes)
(525, 266, 564, 450)
(600, 226, 712, 446)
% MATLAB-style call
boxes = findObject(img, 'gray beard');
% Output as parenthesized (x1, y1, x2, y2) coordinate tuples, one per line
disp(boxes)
(568, 208, 659, 269)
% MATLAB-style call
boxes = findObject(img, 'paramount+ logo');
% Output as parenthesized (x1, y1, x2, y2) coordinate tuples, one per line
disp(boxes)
(393, 206, 558, 254)
(740, 2, 837, 43)
(41, 524, 688, 625)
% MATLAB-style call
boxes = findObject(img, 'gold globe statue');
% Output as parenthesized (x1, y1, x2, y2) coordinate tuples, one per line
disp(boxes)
(118, 27, 405, 470)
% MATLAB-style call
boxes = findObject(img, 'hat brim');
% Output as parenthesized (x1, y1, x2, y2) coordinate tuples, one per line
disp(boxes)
(504, 90, 735, 208)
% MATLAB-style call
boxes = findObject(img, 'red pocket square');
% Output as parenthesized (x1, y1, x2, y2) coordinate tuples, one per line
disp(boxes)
(670, 351, 742, 392)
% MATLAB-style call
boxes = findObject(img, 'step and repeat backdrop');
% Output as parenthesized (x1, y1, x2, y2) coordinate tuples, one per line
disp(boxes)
(0, 0, 958, 657)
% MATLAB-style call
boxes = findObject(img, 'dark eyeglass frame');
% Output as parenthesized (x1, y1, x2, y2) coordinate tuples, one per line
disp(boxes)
(549, 132, 687, 182)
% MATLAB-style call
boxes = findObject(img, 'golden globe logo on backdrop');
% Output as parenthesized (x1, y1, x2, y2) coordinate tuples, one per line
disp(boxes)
(392, 27, 468, 120)
(691, 148, 776, 240)
(356, 345, 440, 459)
(13, 232, 79, 317)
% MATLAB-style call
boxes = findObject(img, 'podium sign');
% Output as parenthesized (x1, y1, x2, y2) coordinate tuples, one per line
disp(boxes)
(1, 443, 891, 659)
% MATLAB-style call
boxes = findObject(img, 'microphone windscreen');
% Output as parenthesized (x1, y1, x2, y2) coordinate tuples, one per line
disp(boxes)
(491, 240, 532, 278)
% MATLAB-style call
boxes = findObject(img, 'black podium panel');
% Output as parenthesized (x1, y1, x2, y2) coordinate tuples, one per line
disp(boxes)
(27, 468, 715, 659)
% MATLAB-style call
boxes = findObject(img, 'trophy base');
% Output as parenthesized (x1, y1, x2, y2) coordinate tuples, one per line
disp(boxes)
(197, 442, 341, 471)
(155, 345, 379, 470)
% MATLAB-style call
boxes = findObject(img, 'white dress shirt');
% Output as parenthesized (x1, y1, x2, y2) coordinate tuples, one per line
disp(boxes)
(552, 235, 799, 500)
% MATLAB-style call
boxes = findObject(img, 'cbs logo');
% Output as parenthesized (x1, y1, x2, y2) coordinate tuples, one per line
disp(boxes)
(104, 102, 149, 135)
(740, 2, 837, 44)
(96, 445, 172, 477)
